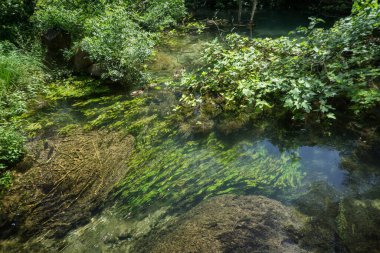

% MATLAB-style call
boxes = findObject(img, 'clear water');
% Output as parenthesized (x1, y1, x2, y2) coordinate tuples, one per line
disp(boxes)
(50, 117, 379, 252)
(1, 10, 380, 253)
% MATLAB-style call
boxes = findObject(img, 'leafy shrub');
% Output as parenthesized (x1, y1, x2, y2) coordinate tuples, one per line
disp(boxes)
(0, 43, 45, 172)
(177, 0, 380, 125)
(139, 0, 186, 31)
(33, 4, 84, 36)
(0, 127, 25, 170)
(33, 0, 186, 84)
(80, 5, 154, 83)
(0, 125, 23, 194)
(0, 0, 35, 40)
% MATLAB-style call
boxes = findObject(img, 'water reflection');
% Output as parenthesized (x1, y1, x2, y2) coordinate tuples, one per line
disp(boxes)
(300, 146, 345, 189)
(52, 123, 380, 252)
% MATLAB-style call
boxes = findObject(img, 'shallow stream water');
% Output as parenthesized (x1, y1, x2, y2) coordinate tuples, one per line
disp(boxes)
(1, 9, 380, 253)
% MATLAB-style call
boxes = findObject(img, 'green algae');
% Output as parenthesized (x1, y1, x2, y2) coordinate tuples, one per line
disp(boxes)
(47, 80, 306, 216)
(73, 96, 149, 131)
(115, 130, 304, 215)
(337, 199, 348, 239)
(2, 21, 379, 253)
(14, 77, 110, 138)
(46, 77, 109, 101)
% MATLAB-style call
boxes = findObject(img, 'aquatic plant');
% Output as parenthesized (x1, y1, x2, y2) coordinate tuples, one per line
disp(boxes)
(336, 199, 348, 239)
(47, 77, 107, 101)
(115, 130, 303, 215)
(0, 131, 135, 238)
(53, 84, 304, 215)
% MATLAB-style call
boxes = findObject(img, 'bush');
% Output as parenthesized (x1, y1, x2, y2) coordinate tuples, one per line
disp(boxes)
(33, 0, 186, 84)
(80, 5, 154, 83)
(0, 43, 45, 173)
(139, 0, 186, 31)
(0, 0, 35, 41)
(33, 4, 84, 36)
(177, 0, 380, 124)
(0, 127, 25, 170)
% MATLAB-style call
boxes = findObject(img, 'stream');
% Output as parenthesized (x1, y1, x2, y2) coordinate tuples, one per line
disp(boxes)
(1, 9, 380, 253)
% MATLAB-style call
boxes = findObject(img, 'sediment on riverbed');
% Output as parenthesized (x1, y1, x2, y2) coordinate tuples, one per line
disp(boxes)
(0, 131, 134, 244)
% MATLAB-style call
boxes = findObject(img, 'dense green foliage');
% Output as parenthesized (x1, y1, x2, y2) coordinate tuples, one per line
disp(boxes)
(0, 43, 45, 121)
(0, 0, 35, 42)
(0, 43, 45, 190)
(80, 7, 154, 82)
(176, 1, 380, 130)
(33, 0, 186, 83)
(0, 127, 25, 170)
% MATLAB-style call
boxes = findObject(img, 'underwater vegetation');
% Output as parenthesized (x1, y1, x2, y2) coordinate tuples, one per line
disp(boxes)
(42, 82, 303, 216)
(32, 80, 303, 216)
(0, 131, 134, 242)
(115, 131, 303, 215)
(3, 70, 379, 252)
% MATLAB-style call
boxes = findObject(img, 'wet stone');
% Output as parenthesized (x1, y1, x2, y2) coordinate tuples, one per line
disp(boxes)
(133, 194, 314, 253)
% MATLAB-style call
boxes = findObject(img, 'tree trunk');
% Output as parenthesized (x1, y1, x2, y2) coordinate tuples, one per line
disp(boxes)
(249, 0, 258, 25)
(238, 0, 243, 24)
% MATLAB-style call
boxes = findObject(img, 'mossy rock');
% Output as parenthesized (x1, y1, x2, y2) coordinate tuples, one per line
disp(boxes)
(133, 194, 311, 253)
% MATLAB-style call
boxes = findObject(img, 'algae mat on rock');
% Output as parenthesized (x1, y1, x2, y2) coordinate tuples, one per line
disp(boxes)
(133, 194, 310, 253)
(0, 131, 134, 249)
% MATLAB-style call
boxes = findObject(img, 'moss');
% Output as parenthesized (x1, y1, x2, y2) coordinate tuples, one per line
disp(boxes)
(14, 77, 113, 138)
(47, 77, 109, 101)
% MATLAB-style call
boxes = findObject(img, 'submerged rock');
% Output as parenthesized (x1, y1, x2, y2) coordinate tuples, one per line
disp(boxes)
(135, 195, 310, 253)
(0, 131, 134, 245)
(337, 198, 380, 252)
